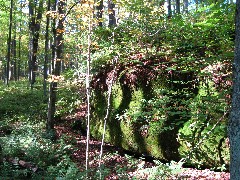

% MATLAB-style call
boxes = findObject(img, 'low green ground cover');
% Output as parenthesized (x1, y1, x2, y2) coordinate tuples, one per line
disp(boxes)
(0, 81, 184, 179)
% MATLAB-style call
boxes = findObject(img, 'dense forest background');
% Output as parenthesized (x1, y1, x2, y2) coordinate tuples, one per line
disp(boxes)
(0, 0, 236, 179)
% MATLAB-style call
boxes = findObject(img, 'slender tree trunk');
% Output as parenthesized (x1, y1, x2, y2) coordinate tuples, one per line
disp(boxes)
(167, 0, 172, 17)
(44, 0, 51, 97)
(99, 56, 118, 179)
(61, 44, 65, 72)
(13, 9, 17, 81)
(9, 41, 14, 81)
(0, 57, 3, 81)
(47, 0, 57, 133)
(18, 34, 21, 80)
(108, 0, 116, 26)
(4, 60, 6, 83)
(55, 1, 65, 78)
(176, 0, 180, 14)
(12, 37, 17, 81)
(85, 11, 92, 176)
(228, 0, 240, 179)
(6, 0, 13, 86)
(47, 0, 66, 134)
(28, 0, 44, 89)
(96, 0, 103, 26)
(17, 1, 22, 81)
(0, 57, 2, 81)
(28, 1, 34, 86)
(12, 14, 17, 81)
(18, 16, 22, 80)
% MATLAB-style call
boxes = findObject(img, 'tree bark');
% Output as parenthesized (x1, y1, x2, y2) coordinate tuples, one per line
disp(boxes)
(47, 0, 66, 133)
(96, 0, 103, 27)
(85, 9, 92, 175)
(12, 13, 17, 81)
(228, 0, 240, 178)
(176, 0, 180, 14)
(44, 0, 51, 97)
(18, 27, 22, 80)
(108, 0, 116, 26)
(167, 0, 172, 18)
(6, 0, 13, 86)
(47, 0, 57, 132)
(12, 37, 17, 81)
(28, 0, 44, 89)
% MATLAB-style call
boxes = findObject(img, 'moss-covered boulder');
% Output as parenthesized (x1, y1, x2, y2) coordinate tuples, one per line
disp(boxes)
(178, 81, 230, 169)
(88, 60, 229, 169)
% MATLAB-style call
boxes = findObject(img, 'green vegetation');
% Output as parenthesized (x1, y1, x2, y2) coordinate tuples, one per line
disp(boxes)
(0, 84, 77, 178)
(0, 84, 185, 178)
(87, 2, 233, 170)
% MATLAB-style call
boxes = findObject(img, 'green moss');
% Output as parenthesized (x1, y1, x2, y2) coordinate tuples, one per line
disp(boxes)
(178, 86, 230, 168)
(89, 70, 229, 168)
(90, 82, 168, 160)
(119, 122, 137, 150)
(179, 119, 229, 168)
(129, 89, 143, 111)
(112, 83, 122, 109)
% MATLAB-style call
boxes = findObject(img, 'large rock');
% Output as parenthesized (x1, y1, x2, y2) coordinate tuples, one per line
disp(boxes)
(88, 61, 229, 168)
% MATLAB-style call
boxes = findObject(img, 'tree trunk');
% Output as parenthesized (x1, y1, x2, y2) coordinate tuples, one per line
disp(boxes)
(28, 1, 34, 87)
(12, 38, 17, 81)
(96, 0, 103, 26)
(176, 0, 180, 14)
(167, 0, 172, 17)
(28, 0, 44, 89)
(228, 0, 240, 178)
(4, 61, 6, 83)
(47, 0, 66, 134)
(47, 0, 57, 133)
(55, 1, 64, 78)
(44, 0, 51, 97)
(85, 9, 92, 175)
(12, 14, 17, 81)
(108, 0, 116, 26)
(13, 9, 17, 81)
(17, 1, 22, 81)
(6, 0, 13, 86)
(18, 31, 21, 80)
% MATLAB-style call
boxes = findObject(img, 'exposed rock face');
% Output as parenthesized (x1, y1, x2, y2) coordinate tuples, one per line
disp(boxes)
(88, 58, 229, 168)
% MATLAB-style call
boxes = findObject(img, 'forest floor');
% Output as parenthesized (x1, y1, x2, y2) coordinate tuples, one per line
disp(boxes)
(55, 122, 230, 180)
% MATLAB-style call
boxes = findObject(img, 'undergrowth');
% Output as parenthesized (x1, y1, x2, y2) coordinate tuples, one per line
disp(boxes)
(0, 82, 182, 179)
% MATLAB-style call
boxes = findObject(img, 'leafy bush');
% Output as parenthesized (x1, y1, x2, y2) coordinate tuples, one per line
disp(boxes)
(0, 121, 83, 179)
(178, 80, 229, 169)
(55, 74, 86, 118)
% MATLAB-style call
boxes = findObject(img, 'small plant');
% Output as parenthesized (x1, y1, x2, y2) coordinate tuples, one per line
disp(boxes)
(0, 120, 82, 179)
(134, 160, 184, 179)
